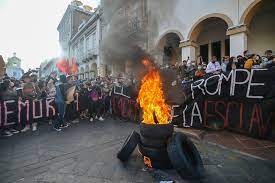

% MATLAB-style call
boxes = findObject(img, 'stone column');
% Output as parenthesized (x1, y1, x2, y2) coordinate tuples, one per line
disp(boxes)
(208, 42, 212, 62)
(180, 40, 197, 61)
(227, 25, 248, 56)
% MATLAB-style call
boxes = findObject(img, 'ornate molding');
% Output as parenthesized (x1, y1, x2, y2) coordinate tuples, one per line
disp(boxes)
(226, 25, 248, 36)
(179, 40, 198, 48)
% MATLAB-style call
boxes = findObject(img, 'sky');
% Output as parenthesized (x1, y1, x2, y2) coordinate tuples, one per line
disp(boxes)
(0, 0, 100, 71)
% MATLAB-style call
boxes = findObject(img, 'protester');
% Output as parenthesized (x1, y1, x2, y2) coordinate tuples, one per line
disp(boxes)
(21, 74, 38, 132)
(88, 81, 104, 122)
(244, 54, 258, 69)
(205, 56, 221, 74)
(53, 75, 69, 131)
(0, 79, 20, 136)
(194, 65, 205, 78)
(221, 56, 230, 73)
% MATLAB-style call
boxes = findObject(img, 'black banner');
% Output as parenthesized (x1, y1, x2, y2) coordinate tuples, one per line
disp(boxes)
(172, 68, 275, 140)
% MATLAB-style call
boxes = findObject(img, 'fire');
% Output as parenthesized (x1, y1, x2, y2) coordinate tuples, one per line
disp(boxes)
(137, 60, 171, 124)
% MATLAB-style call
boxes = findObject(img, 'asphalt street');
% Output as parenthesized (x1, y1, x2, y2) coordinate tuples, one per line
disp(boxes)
(0, 119, 274, 183)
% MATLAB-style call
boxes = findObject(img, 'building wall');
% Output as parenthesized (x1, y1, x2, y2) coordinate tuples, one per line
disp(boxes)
(247, 2, 275, 55)
(148, 0, 255, 46)
(147, 0, 273, 62)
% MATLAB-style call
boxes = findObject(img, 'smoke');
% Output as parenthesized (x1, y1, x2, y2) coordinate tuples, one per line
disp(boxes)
(101, 0, 185, 103)
(101, 0, 151, 79)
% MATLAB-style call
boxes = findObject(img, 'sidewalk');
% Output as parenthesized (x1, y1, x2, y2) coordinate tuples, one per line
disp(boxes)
(176, 128, 275, 161)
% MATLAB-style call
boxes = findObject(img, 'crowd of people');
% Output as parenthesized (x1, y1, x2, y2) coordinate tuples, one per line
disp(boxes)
(1, 49, 274, 137)
(0, 70, 138, 137)
(172, 49, 275, 84)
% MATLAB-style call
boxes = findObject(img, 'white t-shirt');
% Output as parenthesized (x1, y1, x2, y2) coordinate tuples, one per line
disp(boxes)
(206, 61, 221, 74)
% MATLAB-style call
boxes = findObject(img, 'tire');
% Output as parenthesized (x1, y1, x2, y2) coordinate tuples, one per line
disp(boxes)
(140, 135, 167, 148)
(117, 131, 140, 162)
(140, 123, 174, 140)
(138, 143, 173, 169)
(138, 143, 169, 160)
(167, 132, 205, 179)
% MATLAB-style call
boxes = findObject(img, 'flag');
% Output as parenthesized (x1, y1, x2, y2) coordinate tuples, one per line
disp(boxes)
(70, 57, 79, 74)
(56, 58, 70, 74)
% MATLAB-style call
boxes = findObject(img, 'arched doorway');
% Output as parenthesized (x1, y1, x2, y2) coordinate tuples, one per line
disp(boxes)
(188, 14, 233, 63)
(242, 0, 275, 55)
(156, 32, 182, 66)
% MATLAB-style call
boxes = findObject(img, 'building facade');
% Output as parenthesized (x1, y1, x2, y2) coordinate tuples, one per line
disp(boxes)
(5, 53, 24, 80)
(39, 58, 60, 79)
(58, 1, 104, 79)
(57, 1, 93, 58)
(147, 0, 275, 64)
(0, 55, 5, 78)
(69, 8, 104, 80)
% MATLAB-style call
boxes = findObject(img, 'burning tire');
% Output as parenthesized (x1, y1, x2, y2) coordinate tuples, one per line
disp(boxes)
(140, 135, 167, 148)
(167, 132, 205, 179)
(139, 144, 173, 169)
(140, 123, 174, 140)
(117, 131, 140, 162)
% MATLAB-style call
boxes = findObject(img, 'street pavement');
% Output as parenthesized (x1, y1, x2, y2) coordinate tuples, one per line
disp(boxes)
(0, 119, 275, 183)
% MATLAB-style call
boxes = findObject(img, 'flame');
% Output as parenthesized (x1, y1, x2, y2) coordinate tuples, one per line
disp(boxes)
(137, 60, 171, 124)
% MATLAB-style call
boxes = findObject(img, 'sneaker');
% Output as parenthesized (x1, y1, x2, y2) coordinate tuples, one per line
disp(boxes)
(32, 124, 37, 131)
(60, 123, 70, 129)
(2, 130, 13, 137)
(98, 117, 104, 121)
(53, 126, 62, 132)
(90, 117, 94, 122)
(21, 125, 30, 132)
(10, 129, 20, 134)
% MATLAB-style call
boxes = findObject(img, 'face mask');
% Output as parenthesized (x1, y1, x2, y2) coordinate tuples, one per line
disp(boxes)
(198, 66, 202, 70)
(224, 61, 229, 64)
(191, 63, 196, 66)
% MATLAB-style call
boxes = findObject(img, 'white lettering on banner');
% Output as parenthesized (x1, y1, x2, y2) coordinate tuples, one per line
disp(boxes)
(4, 100, 16, 126)
(114, 86, 131, 99)
(204, 75, 220, 95)
(231, 69, 250, 96)
(46, 98, 56, 117)
(18, 100, 30, 123)
(171, 105, 180, 118)
(191, 102, 202, 126)
(219, 70, 234, 95)
(246, 69, 267, 99)
(182, 105, 190, 127)
(33, 100, 43, 119)
(191, 79, 205, 99)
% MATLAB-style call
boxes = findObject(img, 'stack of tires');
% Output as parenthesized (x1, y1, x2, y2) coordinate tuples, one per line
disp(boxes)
(117, 125, 205, 180)
(138, 123, 174, 169)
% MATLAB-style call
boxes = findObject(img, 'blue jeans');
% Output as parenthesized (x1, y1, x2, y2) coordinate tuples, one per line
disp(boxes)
(53, 102, 66, 128)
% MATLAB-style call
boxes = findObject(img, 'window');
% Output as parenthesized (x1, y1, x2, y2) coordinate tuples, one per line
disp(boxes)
(92, 32, 96, 50)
